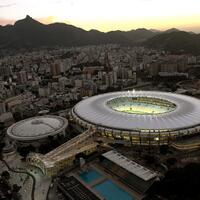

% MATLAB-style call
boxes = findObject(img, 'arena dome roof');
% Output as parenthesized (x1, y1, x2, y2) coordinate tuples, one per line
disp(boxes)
(72, 91, 200, 132)
(7, 115, 68, 141)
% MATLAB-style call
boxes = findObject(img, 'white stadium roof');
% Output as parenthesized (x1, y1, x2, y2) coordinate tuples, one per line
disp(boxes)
(7, 115, 68, 141)
(73, 91, 200, 131)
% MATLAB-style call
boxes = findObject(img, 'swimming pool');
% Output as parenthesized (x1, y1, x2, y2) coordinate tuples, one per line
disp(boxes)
(79, 169, 102, 184)
(94, 179, 134, 200)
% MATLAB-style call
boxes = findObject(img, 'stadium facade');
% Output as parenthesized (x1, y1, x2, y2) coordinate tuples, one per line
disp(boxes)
(72, 91, 200, 146)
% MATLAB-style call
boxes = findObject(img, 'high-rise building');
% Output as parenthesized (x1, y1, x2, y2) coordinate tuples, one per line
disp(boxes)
(17, 70, 27, 84)
(38, 87, 51, 97)
(50, 62, 61, 76)
(0, 65, 12, 77)
(0, 102, 6, 115)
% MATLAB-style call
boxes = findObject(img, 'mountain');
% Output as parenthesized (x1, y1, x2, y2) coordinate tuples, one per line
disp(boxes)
(144, 31, 200, 54)
(0, 15, 157, 49)
(0, 16, 200, 55)
(107, 28, 157, 43)
(149, 29, 161, 33)
(164, 28, 180, 33)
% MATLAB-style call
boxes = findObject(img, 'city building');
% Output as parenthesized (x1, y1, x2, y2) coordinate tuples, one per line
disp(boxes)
(7, 115, 68, 146)
(101, 150, 158, 194)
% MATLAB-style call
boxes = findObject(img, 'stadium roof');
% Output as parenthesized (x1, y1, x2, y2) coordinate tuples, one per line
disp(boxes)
(73, 91, 200, 131)
(7, 115, 68, 141)
(102, 150, 157, 181)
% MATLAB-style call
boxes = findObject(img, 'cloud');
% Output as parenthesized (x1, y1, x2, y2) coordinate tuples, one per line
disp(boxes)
(0, 3, 16, 8)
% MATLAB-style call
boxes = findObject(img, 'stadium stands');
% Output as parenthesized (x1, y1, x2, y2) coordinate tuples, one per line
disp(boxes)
(100, 150, 158, 194)
(56, 176, 101, 200)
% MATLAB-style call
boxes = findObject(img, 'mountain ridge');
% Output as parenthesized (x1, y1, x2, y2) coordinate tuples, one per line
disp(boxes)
(0, 16, 200, 54)
(0, 16, 158, 48)
(144, 31, 200, 54)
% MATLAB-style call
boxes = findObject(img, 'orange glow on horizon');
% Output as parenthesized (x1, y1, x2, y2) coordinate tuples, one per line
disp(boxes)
(0, 0, 200, 32)
(37, 15, 200, 33)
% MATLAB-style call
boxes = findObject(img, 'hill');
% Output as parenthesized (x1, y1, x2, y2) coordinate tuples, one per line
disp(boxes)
(0, 15, 157, 49)
(144, 31, 200, 54)
(0, 16, 200, 55)
(145, 163, 200, 200)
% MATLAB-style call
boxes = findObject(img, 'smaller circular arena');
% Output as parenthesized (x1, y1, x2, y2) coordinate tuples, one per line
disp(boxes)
(7, 115, 68, 144)
(72, 91, 200, 146)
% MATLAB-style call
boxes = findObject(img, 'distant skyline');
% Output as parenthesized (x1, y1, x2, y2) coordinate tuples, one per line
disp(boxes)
(0, 0, 200, 33)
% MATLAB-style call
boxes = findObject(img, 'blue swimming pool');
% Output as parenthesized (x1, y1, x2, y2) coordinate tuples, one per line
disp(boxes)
(79, 169, 102, 184)
(94, 179, 134, 200)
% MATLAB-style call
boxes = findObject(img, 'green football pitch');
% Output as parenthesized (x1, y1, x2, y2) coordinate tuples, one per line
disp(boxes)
(112, 103, 174, 115)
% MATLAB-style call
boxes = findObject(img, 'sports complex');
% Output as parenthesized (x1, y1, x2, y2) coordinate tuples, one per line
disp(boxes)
(72, 91, 200, 146)
(23, 91, 200, 176)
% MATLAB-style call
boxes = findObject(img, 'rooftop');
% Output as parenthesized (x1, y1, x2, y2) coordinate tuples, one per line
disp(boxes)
(102, 150, 158, 181)
(73, 91, 200, 131)
(7, 115, 68, 141)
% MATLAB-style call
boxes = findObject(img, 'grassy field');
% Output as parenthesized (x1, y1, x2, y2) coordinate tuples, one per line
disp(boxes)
(113, 103, 174, 115)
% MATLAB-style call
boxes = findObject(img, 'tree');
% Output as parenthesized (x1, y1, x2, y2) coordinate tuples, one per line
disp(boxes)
(144, 154, 157, 165)
(10, 184, 22, 200)
(159, 145, 169, 155)
(12, 184, 21, 193)
(17, 145, 35, 158)
(1, 171, 10, 180)
(166, 157, 177, 167)
(13, 112, 22, 121)
(146, 163, 200, 200)
(0, 142, 5, 160)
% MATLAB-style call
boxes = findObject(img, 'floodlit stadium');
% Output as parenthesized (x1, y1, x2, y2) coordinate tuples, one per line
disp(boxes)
(27, 91, 200, 176)
(72, 91, 200, 146)
(7, 115, 68, 144)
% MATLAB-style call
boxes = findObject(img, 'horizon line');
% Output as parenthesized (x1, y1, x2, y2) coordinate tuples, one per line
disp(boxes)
(0, 15, 199, 34)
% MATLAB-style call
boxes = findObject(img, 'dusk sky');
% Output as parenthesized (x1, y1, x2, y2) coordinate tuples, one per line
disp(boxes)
(0, 0, 200, 32)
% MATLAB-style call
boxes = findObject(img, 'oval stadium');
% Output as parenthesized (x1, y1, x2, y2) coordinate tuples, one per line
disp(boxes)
(72, 91, 200, 146)
(7, 115, 68, 143)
